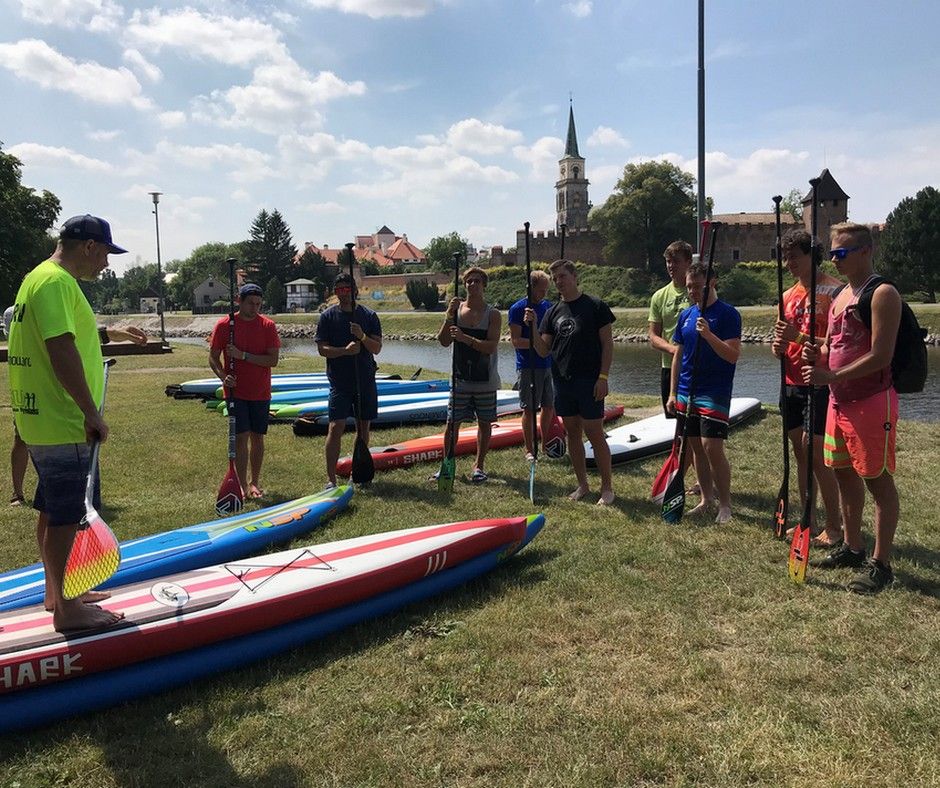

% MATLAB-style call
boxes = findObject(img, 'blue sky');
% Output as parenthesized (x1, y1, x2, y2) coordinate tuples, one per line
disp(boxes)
(2, 0, 938, 273)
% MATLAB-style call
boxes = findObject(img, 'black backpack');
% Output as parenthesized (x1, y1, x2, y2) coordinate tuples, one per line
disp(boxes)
(855, 276, 928, 394)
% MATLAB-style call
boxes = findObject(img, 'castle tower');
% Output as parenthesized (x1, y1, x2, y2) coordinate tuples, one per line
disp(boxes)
(802, 168, 849, 250)
(556, 102, 590, 231)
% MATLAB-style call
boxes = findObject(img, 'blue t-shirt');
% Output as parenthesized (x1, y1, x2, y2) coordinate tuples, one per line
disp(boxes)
(508, 297, 552, 370)
(672, 299, 741, 420)
(314, 304, 382, 393)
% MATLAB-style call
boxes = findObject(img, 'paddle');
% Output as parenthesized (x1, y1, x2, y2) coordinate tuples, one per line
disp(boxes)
(215, 257, 245, 516)
(652, 219, 711, 504)
(523, 221, 538, 502)
(346, 242, 375, 485)
(62, 358, 121, 600)
(771, 195, 790, 539)
(661, 220, 721, 524)
(409, 367, 423, 380)
(788, 177, 820, 583)
(437, 251, 462, 492)
(543, 223, 568, 459)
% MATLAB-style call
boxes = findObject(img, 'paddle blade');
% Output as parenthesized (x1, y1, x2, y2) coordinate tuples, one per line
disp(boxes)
(543, 416, 567, 459)
(651, 442, 680, 504)
(528, 458, 536, 503)
(787, 522, 811, 583)
(660, 466, 686, 524)
(773, 482, 789, 539)
(351, 436, 375, 485)
(216, 461, 244, 516)
(62, 508, 120, 600)
(437, 456, 456, 493)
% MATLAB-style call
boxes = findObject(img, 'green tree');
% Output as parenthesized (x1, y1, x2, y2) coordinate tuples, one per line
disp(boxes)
(423, 232, 468, 272)
(80, 268, 121, 313)
(878, 186, 940, 302)
(246, 209, 297, 287)
(264, 277, 285, 313)
(166, 241, 245, 310)
(780, 187, 804, 221)
(294, 246, 332, 301)
(119, 262, 162, 311)
(0, 143, 60, 307)
(589, 160, 700, 272)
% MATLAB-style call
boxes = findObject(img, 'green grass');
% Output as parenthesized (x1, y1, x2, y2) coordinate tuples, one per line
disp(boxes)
(2, 344, 940, 786)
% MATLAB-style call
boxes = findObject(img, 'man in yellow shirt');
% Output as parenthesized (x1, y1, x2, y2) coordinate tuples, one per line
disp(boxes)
(8, 215, 128, 631)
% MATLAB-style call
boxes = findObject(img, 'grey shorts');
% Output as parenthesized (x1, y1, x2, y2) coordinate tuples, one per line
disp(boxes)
(451, 390, 497, 424)
(516, 368, 554, 411)
(28, 443, 100, 527)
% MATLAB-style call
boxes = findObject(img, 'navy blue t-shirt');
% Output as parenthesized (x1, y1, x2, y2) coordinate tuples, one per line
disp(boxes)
(314, 304, 382, 392)
(508, 297, 552, 370)
(672, 299, 741, 416)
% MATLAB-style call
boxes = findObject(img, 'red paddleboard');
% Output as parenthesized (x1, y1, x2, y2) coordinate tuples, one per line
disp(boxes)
(335, 406, 624, 476)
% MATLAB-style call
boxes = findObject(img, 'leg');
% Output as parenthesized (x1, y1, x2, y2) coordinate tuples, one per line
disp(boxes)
(812, 434, 843, 542)
(521, 407, 536, 458)
(563, 415, 590, 499)
(582, 417, 613, 505)
(475, 420, 492, 472)
(234, 432, 250, 492)
(539, 405, 556, 454)
(865, 472, 899, 565)
(702, 436, 732, 522)
(248, 432, 265, 495)
(324, 419, 347, 486)
(11, 427, 27, 502)
(685, 436, 714, 515)
(834, 467, 866, 551)
(357, 418, 372, 448)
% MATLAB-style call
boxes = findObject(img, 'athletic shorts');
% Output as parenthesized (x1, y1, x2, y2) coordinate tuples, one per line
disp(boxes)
(781, 385, 829, 435)
(328, 385, 379, 422)
(517, 368, 554, 411)
(660, 368, 675, 418)
(451, 390, 497, 424)
(676, 411, 728, 440)
(28, 443, 101, 527)
(824, 387, 897, 478)
(232, 399, 271, 435)
(554, 376, 604, 421)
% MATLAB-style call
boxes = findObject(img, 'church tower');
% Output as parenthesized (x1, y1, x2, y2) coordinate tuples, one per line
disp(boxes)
(556, 102, 590, 231)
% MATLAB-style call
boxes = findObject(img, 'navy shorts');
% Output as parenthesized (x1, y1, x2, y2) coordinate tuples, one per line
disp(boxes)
(554, 376, 604, 421)
(232, 399, 271, 435)
(328, 385, 378, 422)
(29, 443, 101, 527)
(516, 368, 554, 411)
(676, 412, 728, 440)
(781, 385, 829, 435)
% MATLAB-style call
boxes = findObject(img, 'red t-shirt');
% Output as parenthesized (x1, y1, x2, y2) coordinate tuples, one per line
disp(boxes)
(210, 313, 281, 400)
(781, 281, 841, 385)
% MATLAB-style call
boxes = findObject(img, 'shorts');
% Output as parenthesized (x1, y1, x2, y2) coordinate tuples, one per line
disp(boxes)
(676, 411, 728, 440)
(517, 368, 554, 411)
(554, 376, 604, 421)
(28, 443, 101, 527)
(232, 399, 271, 435)
(328, 385, 378, 422)
(781, 385, 829, 435)
(451, 390, 497, 424)
(824, 387, 897, 478)
(660, 368, 675, 418)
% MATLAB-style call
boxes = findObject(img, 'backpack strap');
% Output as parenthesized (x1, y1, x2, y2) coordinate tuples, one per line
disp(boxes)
(855, 275, 891, 330)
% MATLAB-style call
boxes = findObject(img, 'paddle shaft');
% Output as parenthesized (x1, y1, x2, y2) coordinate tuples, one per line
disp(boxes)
(446, 252, 461, 461)
(225, 258, 237, 462)
(524, 222, 537, 462)
(84, 358, 116, 508)
(345, 243, 363, 432)
(773, 195, 790, 536)
(802, 180, 820, 529)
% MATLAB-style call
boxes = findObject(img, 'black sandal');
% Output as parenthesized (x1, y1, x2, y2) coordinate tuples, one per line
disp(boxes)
(9, 495, 25, 507)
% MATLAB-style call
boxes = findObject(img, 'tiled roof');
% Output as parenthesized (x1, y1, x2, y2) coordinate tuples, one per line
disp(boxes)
(385, 237, 427, 261)
(711, 212, 779, 226)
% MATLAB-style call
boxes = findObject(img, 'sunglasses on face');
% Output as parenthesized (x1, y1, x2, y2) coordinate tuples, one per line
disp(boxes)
(335, 286, 352, 294)
(830, 246, 865, 260)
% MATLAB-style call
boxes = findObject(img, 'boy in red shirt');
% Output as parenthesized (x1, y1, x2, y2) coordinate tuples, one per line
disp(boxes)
(209, 283, 280, 498)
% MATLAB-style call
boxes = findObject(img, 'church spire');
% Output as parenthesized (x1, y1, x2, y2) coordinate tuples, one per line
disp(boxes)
(565, 99, 580, 158)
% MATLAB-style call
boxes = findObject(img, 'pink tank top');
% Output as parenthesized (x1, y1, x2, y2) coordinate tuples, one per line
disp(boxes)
(827, 276, 892, 403)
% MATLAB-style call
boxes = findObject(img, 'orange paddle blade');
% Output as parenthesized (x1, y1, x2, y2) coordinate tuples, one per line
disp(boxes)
(787, 523, 811, 583)
(62, 509, 120, 600)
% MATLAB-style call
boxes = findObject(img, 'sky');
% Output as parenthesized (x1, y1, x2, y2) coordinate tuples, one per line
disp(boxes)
(2, 0, 939, 274)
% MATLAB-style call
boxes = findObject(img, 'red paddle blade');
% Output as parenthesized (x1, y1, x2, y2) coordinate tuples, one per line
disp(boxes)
(651, 445, 680, 504)
(216, 462, 244, 516)
(62, 508, 121, 600)
(543, 416, 567, 459)
(787, 522, 811, 583)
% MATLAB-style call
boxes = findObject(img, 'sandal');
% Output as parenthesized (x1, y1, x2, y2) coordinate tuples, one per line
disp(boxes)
(470, 468, 488, 484)
(9, 495, 25, 507)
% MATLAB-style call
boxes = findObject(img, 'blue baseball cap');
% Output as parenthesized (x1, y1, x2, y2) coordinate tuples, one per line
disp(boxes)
(59, 214, 128, 254)
(239, 283, 263, 299)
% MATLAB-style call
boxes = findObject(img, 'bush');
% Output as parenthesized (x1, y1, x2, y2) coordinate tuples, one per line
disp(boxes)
(405, 279, 440, 310)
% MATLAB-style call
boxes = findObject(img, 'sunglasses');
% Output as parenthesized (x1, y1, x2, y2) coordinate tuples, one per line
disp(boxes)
(829, 246, 865, 260)
(334, 286, 353, 294)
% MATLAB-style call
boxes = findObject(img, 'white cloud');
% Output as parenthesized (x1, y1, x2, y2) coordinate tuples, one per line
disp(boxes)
(158, 111, 187, 129)
(8, 142, 114, 172)
(0, 39, 153, 110)
(87, 129, 123, 142)
(123, 49, 162, 83)
(270, 10, 300, 27)
(18, 0, 122, 32)
(125, 8, 290, 67)
(564, 1, 592, 18)
(231, 189, 251, 202)
(155, 141, 277, 184)
(513, 136, 563, 179)
(302, 0, 438, 19)
(587, 126, 629, 148)
(300, 201, 346, 213)
(446, 118, 524, 155)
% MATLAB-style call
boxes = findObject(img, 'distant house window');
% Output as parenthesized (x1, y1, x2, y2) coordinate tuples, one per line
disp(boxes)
(732, 249, 740, 262)
(203, 295, 210, 305)
(770, 247, 776, 259)
(208, 280, 214, 287)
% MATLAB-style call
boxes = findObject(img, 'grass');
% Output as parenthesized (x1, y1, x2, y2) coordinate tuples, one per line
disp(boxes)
(1, 344, 940, 786)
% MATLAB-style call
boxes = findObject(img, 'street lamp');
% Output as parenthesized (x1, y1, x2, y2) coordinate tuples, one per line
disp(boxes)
(149, 191, 167, 347)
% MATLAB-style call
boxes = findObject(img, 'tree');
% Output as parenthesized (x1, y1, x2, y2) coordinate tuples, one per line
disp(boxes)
(780, 187, 804, 221)
(80, 268, 121, 313)
(294, 246, 332, 301)
(245, 209, 297, 287)
(166, 241, 245, 310)
(878, 186, 940, 302)
(119, 262, 162, 312)
(589, 160, 700, 272)
(405, 279, 440, 310)
(264, 277, 285, 313)
(423, 232, 468, 272)
(0, 143, 60, 307)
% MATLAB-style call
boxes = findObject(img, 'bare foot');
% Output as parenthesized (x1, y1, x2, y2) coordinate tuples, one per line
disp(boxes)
(249, 484, 264, 499)
(596, 490, 615, 506)
(53, 600, 125, 633)
(45, 589, 112, 612)
(568, 485, 590, 501)
(715, 506, 732, 524)
(687, 499, 715, 517)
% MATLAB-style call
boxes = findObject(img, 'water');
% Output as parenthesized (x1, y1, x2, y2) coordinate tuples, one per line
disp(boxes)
(180, 337, 940, 422)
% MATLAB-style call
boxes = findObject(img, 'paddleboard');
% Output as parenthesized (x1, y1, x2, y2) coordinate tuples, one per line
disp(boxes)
(585, 397, 763, 466)
(336, 405, 624, 476)
(0, 486, 353, 612)
(273, 388, 455, 420)
(268, 378, 448, 407)
(167, 372, 402, 399)
(0, 514, 544, 732)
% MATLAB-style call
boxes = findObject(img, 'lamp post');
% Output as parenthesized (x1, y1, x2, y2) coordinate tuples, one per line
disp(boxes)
(149, 191, 167, 346)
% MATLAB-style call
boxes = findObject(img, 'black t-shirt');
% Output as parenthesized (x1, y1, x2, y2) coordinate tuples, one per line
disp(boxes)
(539, 293, 615, 379)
